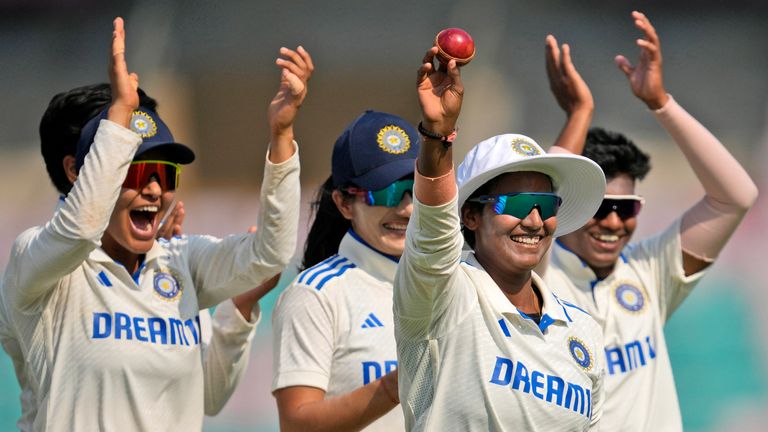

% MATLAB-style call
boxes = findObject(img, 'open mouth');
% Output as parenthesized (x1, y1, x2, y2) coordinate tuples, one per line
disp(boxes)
(590, 232, 621, 244)
(129, 205, 159, 238)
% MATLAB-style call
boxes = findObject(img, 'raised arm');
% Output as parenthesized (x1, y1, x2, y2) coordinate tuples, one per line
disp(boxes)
(545, 35, 593, 155)
(7, 17, 142, 307)
(616, 11, 758, 275)
(190, 47, 311, 308)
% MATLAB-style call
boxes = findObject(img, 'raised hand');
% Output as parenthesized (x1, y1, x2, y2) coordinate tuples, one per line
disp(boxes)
(615, 11, 668, 110)
(268, 46, 314, 140)
(545, 35, 593, 117)
(108, 17, 140, 127)
(417, 46, 464, 136)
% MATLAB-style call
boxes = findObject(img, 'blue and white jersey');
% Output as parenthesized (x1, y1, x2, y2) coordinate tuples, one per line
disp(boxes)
(1, 120, 300, 432)
(395, 195, 604, 431)
(544, 219, 705, 431)
(272, 231, 404, 432)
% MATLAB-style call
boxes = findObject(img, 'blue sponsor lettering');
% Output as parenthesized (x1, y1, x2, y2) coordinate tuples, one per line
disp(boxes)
(605, 335, 657, 376)
(362, 360, 398, 384)
(133, 317, 148, 342)
(489, 356, 592, 419)
(90, 312, 200, 347)
(92, 313, 112, 339)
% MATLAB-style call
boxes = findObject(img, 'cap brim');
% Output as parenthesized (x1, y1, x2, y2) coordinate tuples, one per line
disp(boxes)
(458, 154, 605, 237)
(135, 142, 196, 165)
(351, 157, 416, 190)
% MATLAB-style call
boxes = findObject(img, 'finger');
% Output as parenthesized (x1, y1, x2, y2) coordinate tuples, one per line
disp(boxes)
(278, 47, 308, 75)
(636, 38, 660, 61)
(417, 61, 433, 86)
(283, 69, 306, 96)
(633, 11, 660, 48)
(560, 43, 574, 76)
(275, 57, 308, 82)
(614, 55, 634, 77)
(111, 18, 127, 75)
(171, 202, 185, 236)
(247, 225, 257, 234)
(544, 35, 561, 80)
(422, 46, 438, 66)
(296, 46, 315, 76)
(446, 59, 464, 94)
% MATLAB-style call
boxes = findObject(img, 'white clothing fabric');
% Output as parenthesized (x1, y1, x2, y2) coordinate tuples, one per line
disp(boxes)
(394, 194, 604, 431)
(1, 119, 299, 431)
(272, 231, 405, 432)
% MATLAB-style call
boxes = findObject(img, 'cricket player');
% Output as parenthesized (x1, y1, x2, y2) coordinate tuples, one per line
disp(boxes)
(0, 17, 308, 431)
(543, 11, 759, 431)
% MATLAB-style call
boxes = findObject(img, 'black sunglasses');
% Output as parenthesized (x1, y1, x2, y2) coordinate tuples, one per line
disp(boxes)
(593, 194, 644, 220)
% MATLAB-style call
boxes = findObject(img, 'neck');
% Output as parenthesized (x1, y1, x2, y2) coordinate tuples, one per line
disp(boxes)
(477, 254, 539, 314)
(101, 234, 144, 275)
(590, 263, 615, 280)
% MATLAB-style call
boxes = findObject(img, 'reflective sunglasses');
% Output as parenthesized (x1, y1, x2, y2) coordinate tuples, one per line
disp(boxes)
(468, 192, 563, 219)
(123, 160, 182, 191)
(345, 179, 414, 207)
(593, 194, 644, 220)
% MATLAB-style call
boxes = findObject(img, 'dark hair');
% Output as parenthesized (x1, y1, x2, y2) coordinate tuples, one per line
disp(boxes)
(584, 127, 651, 181)
(39, 83, 158, 194)
(461, 177, 501, 249)
(301, 176, 353, 270)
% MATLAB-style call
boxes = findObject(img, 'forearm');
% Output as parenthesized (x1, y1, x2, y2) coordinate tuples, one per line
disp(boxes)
(655, 96, 758, 260)
(203, 300, 259, 415)
(12, 120, 140, 305)
(655, 96, 758, 211)
(550, 107, 593, 155)
(278, 377, 399, 432)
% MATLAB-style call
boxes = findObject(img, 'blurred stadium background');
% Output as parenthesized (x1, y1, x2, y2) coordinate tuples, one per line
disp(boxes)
(1, 1, 766, 430)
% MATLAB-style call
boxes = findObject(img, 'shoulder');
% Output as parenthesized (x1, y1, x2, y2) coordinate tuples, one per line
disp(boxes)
(294, 254, 358, 292)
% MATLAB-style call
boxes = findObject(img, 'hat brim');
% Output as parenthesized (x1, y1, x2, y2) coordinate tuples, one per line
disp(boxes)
(350, 157, 417, 191)
(135, 142, 196, 165)
(458, 154, 605, 237)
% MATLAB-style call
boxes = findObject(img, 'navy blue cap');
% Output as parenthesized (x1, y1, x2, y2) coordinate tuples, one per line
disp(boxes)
(75, 107, 195, 170)
(332, 110, 420, 191)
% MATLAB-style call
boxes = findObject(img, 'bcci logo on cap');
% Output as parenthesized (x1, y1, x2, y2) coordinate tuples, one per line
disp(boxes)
(377, 125, 411, 154)
(568, 337, 593, 371)
(131, 110, 158, 138)
(510, 138, 541, 157)
(153, 269, 182, 301)
(613, 281, 647, 313)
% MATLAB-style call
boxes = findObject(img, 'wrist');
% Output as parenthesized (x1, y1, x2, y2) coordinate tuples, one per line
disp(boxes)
(418, 121, 457, 147)
(644, 92, 669, 111)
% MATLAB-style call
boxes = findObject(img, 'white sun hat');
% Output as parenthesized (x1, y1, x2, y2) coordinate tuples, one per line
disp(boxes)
(457, 134, 606, 237)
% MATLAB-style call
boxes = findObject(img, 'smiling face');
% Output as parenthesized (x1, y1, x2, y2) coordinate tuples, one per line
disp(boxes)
(557, 173, 638, 278)
(100, 176, 175, 268)
(463, 171, 557, 278)
(333, 189, 412, 258)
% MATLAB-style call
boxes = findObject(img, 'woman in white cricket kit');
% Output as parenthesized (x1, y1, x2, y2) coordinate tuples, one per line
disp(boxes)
(0, 18, 311, 431)
(272, 111, 418, 431)
(393, 47, 607, 431)
(543, 12, 759, 431)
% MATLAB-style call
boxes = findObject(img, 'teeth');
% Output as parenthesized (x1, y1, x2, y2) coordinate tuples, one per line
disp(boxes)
(136, 206, 158, 213)
(385, 223, 407, 231)
(511, 236, 540, 245)
(592, 233, 619, 242)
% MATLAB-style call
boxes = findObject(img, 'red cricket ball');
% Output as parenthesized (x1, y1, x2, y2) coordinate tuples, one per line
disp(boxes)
(435, 27, 475, 66)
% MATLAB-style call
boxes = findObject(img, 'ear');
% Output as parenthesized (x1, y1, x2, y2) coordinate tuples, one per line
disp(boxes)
(62, 155, 78, 184)
(461, 203, 481, 231)
(332, 190, 354, 221)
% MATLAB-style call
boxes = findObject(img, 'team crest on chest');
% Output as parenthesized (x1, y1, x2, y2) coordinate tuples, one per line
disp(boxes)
(377, 125, 411, 154)
(568, 337, 593, 371)
(153, 268, 182, 301)
(613, 280, 647, 313)
(510, 138, 541, 156)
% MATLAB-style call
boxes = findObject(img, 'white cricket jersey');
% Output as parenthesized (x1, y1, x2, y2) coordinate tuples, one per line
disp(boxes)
(394, 195, 604, 431)
(1, 119, 300, 431)
(272, 231, 405, 432)
(543, 219, 705, 431)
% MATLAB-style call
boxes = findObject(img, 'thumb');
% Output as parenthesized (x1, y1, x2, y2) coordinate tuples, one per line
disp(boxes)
(282, 70, 305, 96)
(614, 55, 634, 77)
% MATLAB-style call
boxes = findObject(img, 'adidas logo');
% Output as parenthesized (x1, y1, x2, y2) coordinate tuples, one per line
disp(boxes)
(361, 313, 384, 329)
